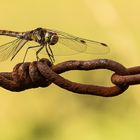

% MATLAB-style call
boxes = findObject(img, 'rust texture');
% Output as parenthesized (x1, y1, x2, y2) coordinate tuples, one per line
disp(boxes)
(0, 58, 140, 97)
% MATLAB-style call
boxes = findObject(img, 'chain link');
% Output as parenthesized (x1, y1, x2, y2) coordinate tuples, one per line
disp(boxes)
(0, 58, 140, 97)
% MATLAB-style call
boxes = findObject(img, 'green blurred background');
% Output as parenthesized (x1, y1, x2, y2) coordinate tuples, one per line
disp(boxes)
(0, 0, 140, 139)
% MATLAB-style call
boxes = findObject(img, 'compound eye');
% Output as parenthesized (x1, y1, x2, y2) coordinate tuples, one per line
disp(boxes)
(49, 35, 58, 45)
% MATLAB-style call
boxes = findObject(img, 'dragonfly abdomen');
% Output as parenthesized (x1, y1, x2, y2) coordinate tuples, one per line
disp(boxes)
(0, 30, 25, 39)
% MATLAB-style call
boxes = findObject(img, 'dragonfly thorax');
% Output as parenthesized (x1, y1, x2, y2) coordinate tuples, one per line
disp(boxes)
(31, 28, 58, 46)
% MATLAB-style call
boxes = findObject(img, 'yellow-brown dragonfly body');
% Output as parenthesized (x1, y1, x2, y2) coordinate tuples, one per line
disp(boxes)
(0, 27, 109, 62)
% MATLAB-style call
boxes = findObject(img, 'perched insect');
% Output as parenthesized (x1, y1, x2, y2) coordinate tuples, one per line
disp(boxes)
(0, 27, 109, 63)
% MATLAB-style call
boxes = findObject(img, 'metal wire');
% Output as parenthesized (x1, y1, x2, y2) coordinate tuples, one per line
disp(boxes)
(0, 58, 140, 97)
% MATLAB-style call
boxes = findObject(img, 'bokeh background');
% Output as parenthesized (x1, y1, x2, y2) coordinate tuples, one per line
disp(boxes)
(0, 0, 140, 139)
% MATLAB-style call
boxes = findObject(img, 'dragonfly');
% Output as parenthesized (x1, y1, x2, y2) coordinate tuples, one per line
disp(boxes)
(0, 27, 109, 63)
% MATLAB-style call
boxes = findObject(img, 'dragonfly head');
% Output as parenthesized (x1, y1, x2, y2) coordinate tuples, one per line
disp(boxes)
(45, 32, 59, 45)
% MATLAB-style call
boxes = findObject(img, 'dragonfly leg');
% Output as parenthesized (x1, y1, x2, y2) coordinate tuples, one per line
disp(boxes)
(23, 45, 40, 63)
(36, 45, 44, 61)
(48, 45, 54, 57)
(45, 45, 55, 63)
(48, 45, 55, 63)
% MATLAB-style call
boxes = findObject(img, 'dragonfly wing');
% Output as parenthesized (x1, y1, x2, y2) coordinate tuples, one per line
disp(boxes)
(36, 38, 86, 56)
(51, 37, 87, 55)
(48, 28, 109, 54)
(74, 37, 109, 54)
(0, 39, 28, 61)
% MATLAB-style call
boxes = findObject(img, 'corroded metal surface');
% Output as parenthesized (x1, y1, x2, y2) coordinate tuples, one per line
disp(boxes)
(1, 58, 139, 97)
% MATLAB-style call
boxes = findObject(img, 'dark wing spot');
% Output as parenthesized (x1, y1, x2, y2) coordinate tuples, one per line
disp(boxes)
(100, 43, 108, 47)
(80, 39, 86, 44)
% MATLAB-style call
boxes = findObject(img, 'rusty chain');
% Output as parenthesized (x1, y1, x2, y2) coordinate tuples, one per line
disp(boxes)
(0, 58, 140, 97)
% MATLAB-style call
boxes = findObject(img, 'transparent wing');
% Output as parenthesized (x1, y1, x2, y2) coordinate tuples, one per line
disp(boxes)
(33, 40, 84, 57)
(33, 37, 87, 56)
(74, 37, 109, 54)
(49, 37, 87, 56)
(47, 28, 109, 54)
(0, 39, 28, 61)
